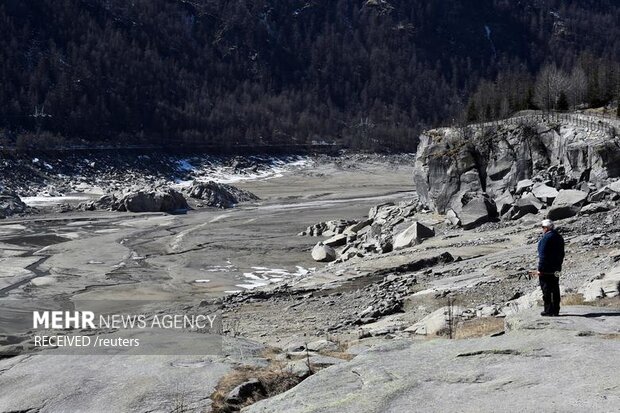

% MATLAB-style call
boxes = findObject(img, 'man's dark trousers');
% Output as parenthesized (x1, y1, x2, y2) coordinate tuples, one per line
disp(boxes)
(539, 273, 561, 315)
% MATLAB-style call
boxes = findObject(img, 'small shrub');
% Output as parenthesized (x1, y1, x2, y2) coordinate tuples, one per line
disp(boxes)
(454, 317, 505, 339)
(561, 293, 586, 306)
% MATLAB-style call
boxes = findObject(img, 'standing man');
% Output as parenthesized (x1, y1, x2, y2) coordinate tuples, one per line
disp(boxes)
(536, 219, 565, 316)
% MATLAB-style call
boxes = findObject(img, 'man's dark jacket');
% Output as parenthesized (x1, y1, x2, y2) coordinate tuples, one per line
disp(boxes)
(538, 229, 565, 273)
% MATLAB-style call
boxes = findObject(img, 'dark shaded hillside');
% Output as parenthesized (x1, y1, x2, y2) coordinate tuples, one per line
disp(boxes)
(0, 0, 618, 151)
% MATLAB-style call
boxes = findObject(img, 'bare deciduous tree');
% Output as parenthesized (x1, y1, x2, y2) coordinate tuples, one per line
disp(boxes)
(569, 67, 588, 108)
(534, 64, 571, 110)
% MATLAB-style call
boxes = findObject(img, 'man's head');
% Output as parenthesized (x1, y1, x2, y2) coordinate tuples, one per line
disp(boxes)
(541, 219, 555, 233)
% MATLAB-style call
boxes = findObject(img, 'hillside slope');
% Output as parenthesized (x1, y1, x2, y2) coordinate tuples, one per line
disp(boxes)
(1, 0, 618, 150)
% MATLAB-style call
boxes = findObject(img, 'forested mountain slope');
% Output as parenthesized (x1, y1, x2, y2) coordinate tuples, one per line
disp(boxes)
(0, 0, 618, 150)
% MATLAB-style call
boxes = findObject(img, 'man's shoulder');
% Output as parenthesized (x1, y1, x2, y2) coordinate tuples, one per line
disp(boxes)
(550, 230, 565, 243)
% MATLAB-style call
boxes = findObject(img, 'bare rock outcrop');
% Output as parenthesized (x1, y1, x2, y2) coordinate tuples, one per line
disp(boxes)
(301, 198, 427, 262)
(188, 181, 259, 208)
(0, 187, 28, 218)
(579, 263, 620, 301)
(244, 307, 620, 413)
(414, 119, 620, 227)
(95, 188, 190, 213)
(547, 189, 588, 220)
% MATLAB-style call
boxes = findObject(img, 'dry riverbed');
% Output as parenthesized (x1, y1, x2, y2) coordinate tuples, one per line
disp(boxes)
(1, 153, 618, 412)
(0, 154, 420, 412)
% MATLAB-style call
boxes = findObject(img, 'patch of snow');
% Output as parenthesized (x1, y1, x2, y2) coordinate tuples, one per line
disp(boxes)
(21, 195, 91, 207)
(236, 266, 314, 290)
(95, 229, 119, 234)
(243, 272, 267, 281)
(236, 281, 269, 290)
(203, 265, 235, 272)
(173, 156, 313, 186)
(296, 266, 311, 276)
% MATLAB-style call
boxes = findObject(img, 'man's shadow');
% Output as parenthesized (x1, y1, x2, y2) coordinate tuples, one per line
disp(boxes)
(556, 312, 620, 318)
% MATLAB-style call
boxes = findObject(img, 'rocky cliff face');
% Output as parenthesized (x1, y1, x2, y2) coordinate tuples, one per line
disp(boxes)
(414, 116, 620, 226)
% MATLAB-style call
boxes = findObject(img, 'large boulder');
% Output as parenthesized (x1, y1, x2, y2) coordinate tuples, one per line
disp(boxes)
(445, 209, 461, 226)
(0, 188, 28, 218)
(607, 180, 620, 194)
(226, 378, 266, 405)
(452, 193, 498, 230)
(531, 183, 559, 204)
(580, 202, 612, 215)
(393, 222, 435, 250)
(589, 187, 618, 202)
(579, 265, 620, 301)
(547, 189, 588, 220)
(113, 188, 189, 213)
(508, 193, 543, 220)
(311, 243, 337, 262)
(188, 181, 259, 208)
(494, 190, 515, 216)
(515, 179, 534, 195)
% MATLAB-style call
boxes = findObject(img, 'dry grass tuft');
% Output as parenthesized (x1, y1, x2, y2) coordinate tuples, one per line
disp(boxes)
(260, 346, 284, 360)
(210, 362, 302, 413)
(561, 294, 620, 308)
(210, 341, 356, 412)
(454, 317, 505, 339)
(561, 293, 586, 306)
(587, 296, 620, 308)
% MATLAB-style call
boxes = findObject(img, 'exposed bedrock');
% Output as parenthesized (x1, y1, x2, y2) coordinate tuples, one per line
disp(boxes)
(414, 121, 620, 226)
